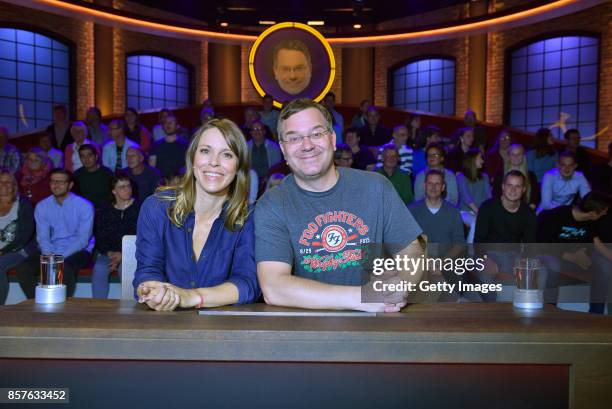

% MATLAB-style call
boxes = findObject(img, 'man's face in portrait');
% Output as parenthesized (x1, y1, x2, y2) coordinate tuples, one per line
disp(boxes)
(273, 48, 312, 95)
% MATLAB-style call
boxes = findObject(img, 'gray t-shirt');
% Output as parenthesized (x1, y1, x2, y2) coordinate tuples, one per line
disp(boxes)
(255, 167, 423, 285)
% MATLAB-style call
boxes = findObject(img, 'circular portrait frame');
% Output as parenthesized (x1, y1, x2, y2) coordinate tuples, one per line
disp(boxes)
(249, 22, 336, 108)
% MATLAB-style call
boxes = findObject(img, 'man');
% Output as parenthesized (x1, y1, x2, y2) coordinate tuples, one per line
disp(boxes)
(538, 151, 591, 214)
(413, 143, 458, 206)
(350, 99, 370, 128)
(247, 120, 283, 181)
(15, 169, 94, 298)
(358, 106, 391, 146)
(73, 144, 114, 208)
(85, 106, 110, 146)
(0, 125, 21, 174)
(563, 129, 590, 173)
(345, 127, 376, 171)
(446, 127, 474, 173)
(242, 106, 260, 137)
(39, 132, 64, 168)
(64, 121, 99, 172)
(254, 99, 424, 313)
(103, 119, 139, 172)
(45, 104, 72, 151)
(124, 147, 161, 202)
(376, 125, 414, 174)
(376, 145, 413, 205)
(333, 144, 353, 168)
(272, 40, 312, 95)
(322, 92, 344, 143)
(149, 113, 189, 180)
(258, 95, 280, 139)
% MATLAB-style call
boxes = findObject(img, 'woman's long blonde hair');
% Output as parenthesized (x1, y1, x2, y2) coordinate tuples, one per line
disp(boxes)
(156, 118, 251, 231)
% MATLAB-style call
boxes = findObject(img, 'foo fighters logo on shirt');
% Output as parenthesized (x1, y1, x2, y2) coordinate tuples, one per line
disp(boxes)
(298, 211, 371, 273)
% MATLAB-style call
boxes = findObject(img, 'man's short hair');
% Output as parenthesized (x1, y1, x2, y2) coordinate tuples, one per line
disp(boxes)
(503, 169, 526, 184)
(110, 119, 126, 132)
(78, 144, 97, 156)
(277, 99, 333, 141)
(344, 127, 360, 138)
(425, 142, 445, 157)
(559, 150, 577, 162)
(564, 128, 580, 139)
(392, 124, 408, 134)
(50, 168, 73, 183)
(273, 40, 312, 68)
(425, 169, 445, 183)
(381, 143, 399, 155)
(334, 144, 352, 160)
(577, 191, 610, 214)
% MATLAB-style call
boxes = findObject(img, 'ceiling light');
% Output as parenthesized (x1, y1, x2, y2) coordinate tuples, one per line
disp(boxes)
(220, 21, 229, 27)
(307, 21, 324, 26)
(258, 21, 276, 25)
(353, 23, 362, 29)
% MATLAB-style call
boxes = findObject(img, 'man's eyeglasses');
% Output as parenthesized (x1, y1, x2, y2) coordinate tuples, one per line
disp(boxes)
(281, 129, 331, 145)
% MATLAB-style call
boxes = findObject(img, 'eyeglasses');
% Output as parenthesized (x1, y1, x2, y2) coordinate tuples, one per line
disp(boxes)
(427, 153, 442, 158)
(281, 129, 331, 145)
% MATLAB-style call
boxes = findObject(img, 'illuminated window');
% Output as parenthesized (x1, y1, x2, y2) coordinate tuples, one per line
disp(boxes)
(0, 28, 71, 134)
(126, 54, 190, 111)
(507, 35, 599, 140)
(391, 57, 455, 115)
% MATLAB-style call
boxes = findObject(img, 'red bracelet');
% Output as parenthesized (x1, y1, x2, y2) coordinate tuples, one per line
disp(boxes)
(196, 292, 205, 309)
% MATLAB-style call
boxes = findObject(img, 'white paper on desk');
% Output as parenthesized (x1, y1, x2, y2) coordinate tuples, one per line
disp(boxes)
(197, 310, 377, 317)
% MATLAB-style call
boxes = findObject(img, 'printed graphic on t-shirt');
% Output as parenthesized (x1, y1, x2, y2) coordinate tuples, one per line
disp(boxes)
(559, 226, 587, 240)
(297, 210, 370, 273)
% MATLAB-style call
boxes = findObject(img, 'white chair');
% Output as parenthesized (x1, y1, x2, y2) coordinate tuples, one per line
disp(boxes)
(121, 235, 137, 300)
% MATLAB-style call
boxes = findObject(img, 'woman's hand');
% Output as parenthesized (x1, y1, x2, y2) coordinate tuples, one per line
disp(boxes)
(137, 281, 181, 311)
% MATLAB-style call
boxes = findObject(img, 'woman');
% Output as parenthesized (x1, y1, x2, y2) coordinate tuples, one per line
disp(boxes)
(526, 127, 559, 182)
(92, 172, 139, 298)
(456, 149, 491, 243)
(134, 118, 260, 311)
(0, 170, 35, 304)
(124, 107, 152, 152)
(16, 148, 52, 206)
(152, 108, 171, 142)
(412, 125, 442, 176)
(493, 144, 540, 209)
(485, 129, 513, 178)
(405, 114, 421, 148)
(414, 143, 458, 206)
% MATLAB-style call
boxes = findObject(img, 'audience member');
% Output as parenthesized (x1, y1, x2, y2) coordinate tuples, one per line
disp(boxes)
(149, 114, 189, 179)
(526, 127, 558, 182)
(64, 121, 98, 172)
(446, 127, 474, 173)
(563, 128, 590, 173)
(103, 119, 139, 172)
(92, 173, 139, 298)
(0, 170, 36, 305)
(345, 127, 376, 171)
(492, 144, 539, 209)
(45, 104, 72, 150)
(376, 144, 414, 205)
(590, 142, 612, 193)
(463, 109, 487, 150)
(456, 149, 491, 243)
(485, 129, 512, 178)
(376, 125, 414, 174)
(39, 132, 63, 168)
(259, 94, 280, 139)
(152, 108, 171, 142)
(16, 169, 94, 298)
(247, 120, 283, 181)
(358, 106, 391, 146)
(16, 148, 52, 206)
(242, 106, 260, 137)
(538, 151, 591, 214)
(333, 144, 353, 168)
(350, 99, 370, 128)
(85, 106, 110, 146)
(73, 144, 114, 208)
(405, 114, 422, 148)
(124, 147, 161, 202)
(412, 125, 442, 176)
(198, 106, 215, 127)
(322, 92, 344, 143)
(249, 168, 259, 204)
(124, 107, 152, 152)
(0, 126, 21, 174)
(414, 143, 458, 206)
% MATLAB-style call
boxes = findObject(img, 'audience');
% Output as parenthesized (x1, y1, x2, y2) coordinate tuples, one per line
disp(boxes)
(456, 149, 492, 243)
(414, 143, 458, 206)
(412, 125, 442, 176)
(0, 126, 21, 174)
(247, 120, 283, 181)
(485, 129, 512, 178)
(322, 92, 344, 143)
(85, 106, 110, 146)
(124, 107, 152, 152)
(345, 127, 376, 171)
(492, 144, 539, 210)
(446, 127, 475, 173)
(152, 108, 171, 142)
(350, 99, 370, 128)
(376, 125, 414, 175)
(563, 128, 590, 173)
(538, 151, 591, 214)
(149, 113, 189, 179)
(376, 144, 413, 205)
(64, 121, 98, 172)
(39, 132, 64, 168)
(358, 106, 391, 146)
(405, 114, 422, 148)
(333, 144, 353, 168)
(92, 172, 139, 298)
(103, 119, 139, 172)
(73, 144, 114, 208)
(124, 147, 161, 202)
(259, 94, 280, 140)
(0, 170, 36, 305)
(16, 148, 52, 206)
(242, 106, 260, 137)
(46, 104, 72, 150)
(463, 109, 487, 150)
(526, 128, 558, 182)
(16, 169, 94, 298)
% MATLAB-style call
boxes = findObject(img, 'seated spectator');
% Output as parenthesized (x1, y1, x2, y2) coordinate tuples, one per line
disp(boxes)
(124, 108, 152, 152)
(538, 151, 591, 214)
(492, 144, 539, 210)
(0, 170, 36, 305)
(16, 169, 94, 298)
(103, 119, 139, 172)
(247, 120, 283, 181)
(0, 126, 21, 174)
(85, 106, 110, 146)
(149, 113, 190, 179)
(456, 149, 491, 243)
(526, 128, 558, 182)
(124, 147, 161, 202)
(376, 144, 413, 205)
(590, 141, 611, 193)
(538, 192, 609, 304)
(152, 108, 171, 142)
(446, 127, 474, 173)
(485, 129, 512, 178)
(322, 92, 344, 143)
(591, 210, 612, 314)
(350, 99, 370, 128)
(92, 173, 139, 298)
(463, 109, 487, 150)
(414, 143, 458, 206)
(241, 106, 260, 138)
(412, 125, 442, 176)
(334, 144, 353, 168)
(376, 125, 414, 175)
(73, 144, 114, 209)
(358, 106, 391, 146)
(345, 127, 376, 171)
(563, 128, 590, 173)
(46, 104, 72, 151)
(259, 94, 280, 140)
(39, 132, 63, 168)
(405, 114, 422, 148)
(249, 169, 259, 204)
(265, 173, 285, 191)
(193, 106, 215, 136)
(16, 148, 52, 206)
(64, 121, 99, 172)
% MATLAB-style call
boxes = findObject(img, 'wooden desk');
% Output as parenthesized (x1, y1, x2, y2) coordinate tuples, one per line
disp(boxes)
(1, 300, 611, 408)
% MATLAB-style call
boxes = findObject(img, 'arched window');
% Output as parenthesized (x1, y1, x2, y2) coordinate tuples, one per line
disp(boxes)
(507, 35, 599, 142)
(391, 57, 455, 115)
(0, 28, 71, 134)
(126, 54, 191, 111)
